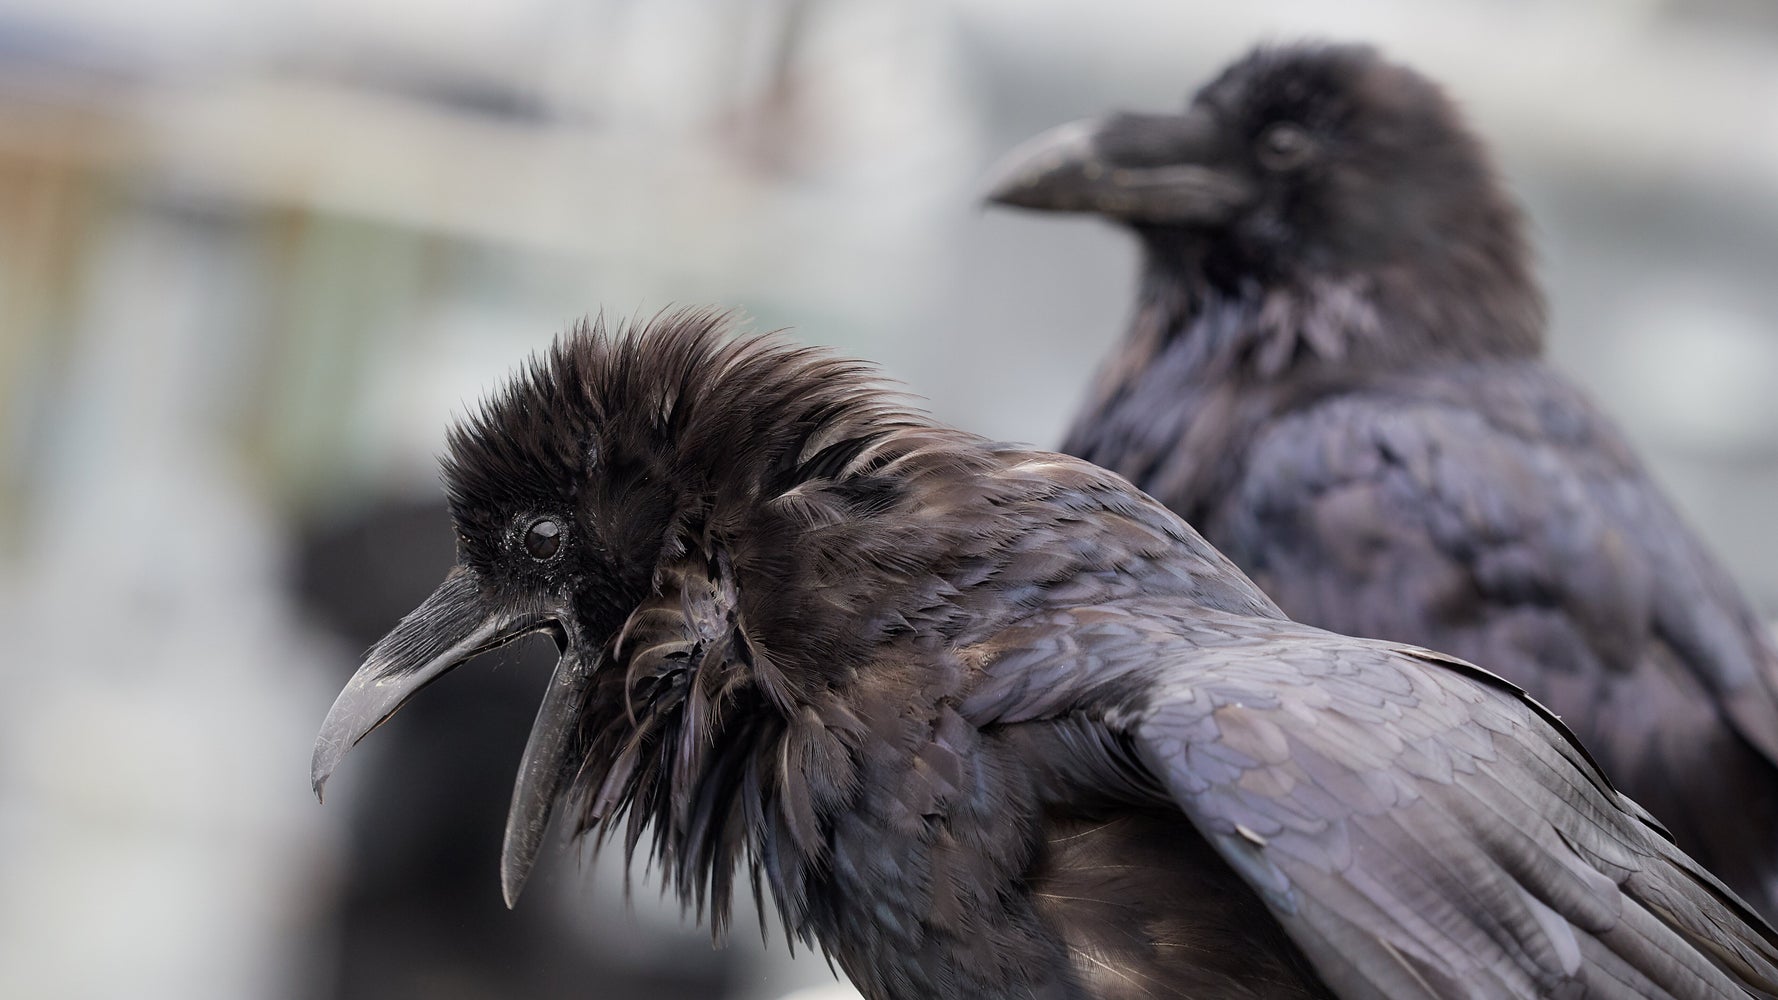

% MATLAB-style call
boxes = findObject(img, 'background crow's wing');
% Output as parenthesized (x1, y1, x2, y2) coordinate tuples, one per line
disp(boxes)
(1207, 376, 1778, 914)
(966, 606, 1778, 999)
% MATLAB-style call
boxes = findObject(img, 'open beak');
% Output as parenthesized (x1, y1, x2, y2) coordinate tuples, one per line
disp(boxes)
(983, 110, 1251, 225)
(310, 565, 598, 907)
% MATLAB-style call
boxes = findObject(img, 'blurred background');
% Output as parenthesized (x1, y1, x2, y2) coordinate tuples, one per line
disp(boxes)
(4, 0, 1778, 997)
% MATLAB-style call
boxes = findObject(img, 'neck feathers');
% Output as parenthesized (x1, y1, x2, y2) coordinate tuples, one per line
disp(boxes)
(1130, 232, 1545, 383)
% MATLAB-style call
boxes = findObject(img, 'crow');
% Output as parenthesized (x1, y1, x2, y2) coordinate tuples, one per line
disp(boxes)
(313, 310, 1778, 999)
(985, 42, 1778, 921)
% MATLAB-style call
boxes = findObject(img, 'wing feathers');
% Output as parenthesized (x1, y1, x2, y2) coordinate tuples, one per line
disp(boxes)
(1128, 626, 1778, 998)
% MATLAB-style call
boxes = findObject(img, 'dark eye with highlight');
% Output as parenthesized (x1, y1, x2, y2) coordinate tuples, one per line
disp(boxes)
(1257, 123, 1315, 171)
(523, 518, 563, 560)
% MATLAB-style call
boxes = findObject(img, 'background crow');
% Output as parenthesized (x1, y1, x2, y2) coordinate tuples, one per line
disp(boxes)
(986, 42, 1778, 921)
(314, 310, 1778, 1000)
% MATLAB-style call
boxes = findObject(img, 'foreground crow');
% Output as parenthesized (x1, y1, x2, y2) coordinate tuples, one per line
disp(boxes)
(986, 42, 1778, 920)
(313, 310, 1778, 999)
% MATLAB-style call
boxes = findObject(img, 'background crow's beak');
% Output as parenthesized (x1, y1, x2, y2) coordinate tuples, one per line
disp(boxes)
(310, 567, 548, 801)
(983, 110, 1250, 225)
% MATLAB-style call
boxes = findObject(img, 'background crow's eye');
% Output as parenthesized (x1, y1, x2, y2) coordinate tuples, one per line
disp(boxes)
(523, 518, 563, 560)
(1257, 123, 1315, 171)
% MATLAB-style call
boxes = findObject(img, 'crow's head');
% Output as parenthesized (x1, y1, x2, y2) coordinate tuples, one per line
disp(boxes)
(987, 43, 1541, 358)
(311, 309, 949, 914)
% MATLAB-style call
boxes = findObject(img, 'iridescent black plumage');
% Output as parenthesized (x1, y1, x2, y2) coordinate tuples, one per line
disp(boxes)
(315, 310, 1778, 999)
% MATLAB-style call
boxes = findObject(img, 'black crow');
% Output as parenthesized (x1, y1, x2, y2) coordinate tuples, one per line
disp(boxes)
(986, 42, 1778, 921)
(313, 310, 1778, 999)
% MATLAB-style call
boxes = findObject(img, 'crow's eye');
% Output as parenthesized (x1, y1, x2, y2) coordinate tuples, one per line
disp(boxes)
(1257, 123, 1315, 171)
(523, 518, 563, 560)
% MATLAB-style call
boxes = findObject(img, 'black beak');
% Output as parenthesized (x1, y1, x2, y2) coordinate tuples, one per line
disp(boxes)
(500, 641, 600, 907)
(983, 110, 1251, 225)
(311, 565, 596, 907)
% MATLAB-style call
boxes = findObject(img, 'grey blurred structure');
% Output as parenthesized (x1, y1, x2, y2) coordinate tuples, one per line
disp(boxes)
(2, 1, 1776, 998)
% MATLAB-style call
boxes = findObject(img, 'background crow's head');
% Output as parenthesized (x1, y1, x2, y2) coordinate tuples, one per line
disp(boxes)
(987, 42, 1543, 360)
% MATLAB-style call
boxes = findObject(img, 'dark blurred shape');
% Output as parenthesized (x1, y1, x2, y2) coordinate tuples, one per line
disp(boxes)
(315, 313, 1778, 999)
(989, 41, 1778, 919)
(292, 496, 733, 1000)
